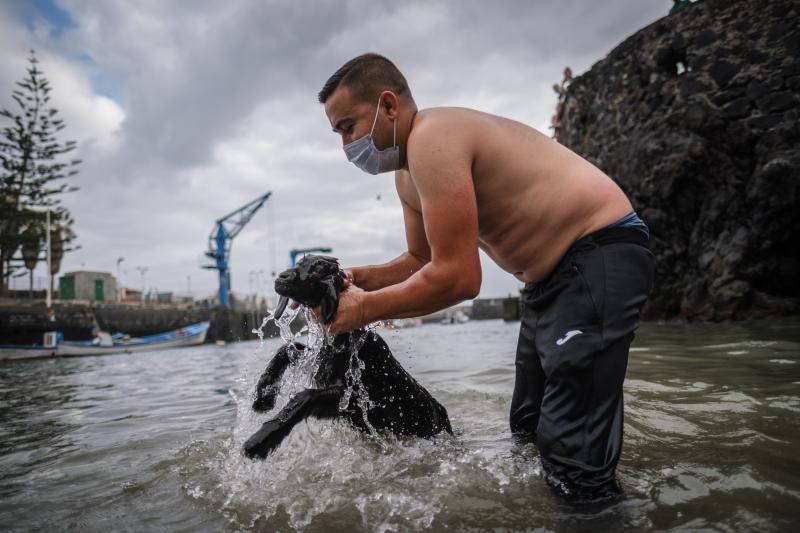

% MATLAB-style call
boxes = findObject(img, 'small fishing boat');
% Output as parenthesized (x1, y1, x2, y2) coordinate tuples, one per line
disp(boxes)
(0, 332, 61, 362)
(58, 321, 210, 357)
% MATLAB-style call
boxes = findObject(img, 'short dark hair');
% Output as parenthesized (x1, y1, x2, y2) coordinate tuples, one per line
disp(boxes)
(318, 53, 412, 104)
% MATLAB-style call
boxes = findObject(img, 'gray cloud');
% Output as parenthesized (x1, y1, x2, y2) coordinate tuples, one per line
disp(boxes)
(1, 0, 671, 302)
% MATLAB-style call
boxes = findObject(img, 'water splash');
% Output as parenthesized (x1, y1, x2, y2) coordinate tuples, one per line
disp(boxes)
(247, 302, 380, 436)
(303, 307, 324, 347)
(250, 302, 306, 348)
(250, 313, 273, 346)
(339, 330, 377, 436)
(276, 305, 301, 344)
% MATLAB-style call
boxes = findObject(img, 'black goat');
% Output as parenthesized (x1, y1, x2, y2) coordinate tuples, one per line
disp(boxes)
(243, 255, 452, 458)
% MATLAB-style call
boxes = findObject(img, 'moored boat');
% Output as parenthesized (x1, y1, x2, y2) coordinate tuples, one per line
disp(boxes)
(0, 332, 61, 362)
(0, 344, 60, 362)
(58, 321, 210, 357)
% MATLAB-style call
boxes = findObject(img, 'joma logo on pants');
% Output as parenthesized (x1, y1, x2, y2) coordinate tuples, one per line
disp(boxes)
(556, 330, 583, 346)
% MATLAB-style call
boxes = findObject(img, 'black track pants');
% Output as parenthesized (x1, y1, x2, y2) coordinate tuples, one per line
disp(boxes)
(509, 226, 654, 501)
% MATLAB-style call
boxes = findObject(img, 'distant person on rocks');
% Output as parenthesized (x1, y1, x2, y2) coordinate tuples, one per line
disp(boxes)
(550, 67, 573, 140)
(315, 53, 654, 503)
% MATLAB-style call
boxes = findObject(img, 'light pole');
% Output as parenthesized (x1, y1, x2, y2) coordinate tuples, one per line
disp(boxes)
(116, 257, 125, 302)
(136, 266, 148, 306)
(45, 210, 51, 312)
(256, 269, 265, 299)
(249, 270, 259, 309)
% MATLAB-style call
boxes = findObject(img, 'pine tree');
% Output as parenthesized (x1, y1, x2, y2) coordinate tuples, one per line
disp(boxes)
(0, 50, 81, 295)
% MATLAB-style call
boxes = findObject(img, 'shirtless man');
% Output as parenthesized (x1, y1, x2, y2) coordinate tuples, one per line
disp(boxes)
(318, 53, 654, 502)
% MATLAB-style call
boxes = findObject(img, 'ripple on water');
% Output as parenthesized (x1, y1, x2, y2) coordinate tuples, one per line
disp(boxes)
(766, 396, 800, 413)
(2, 318, 800, 531)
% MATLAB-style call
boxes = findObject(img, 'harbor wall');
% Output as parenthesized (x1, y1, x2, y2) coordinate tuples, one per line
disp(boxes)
(0, 295, 520, 346)
(0, 300, 279, 345)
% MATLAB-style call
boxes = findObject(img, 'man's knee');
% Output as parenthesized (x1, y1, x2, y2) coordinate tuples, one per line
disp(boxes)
(534, 386, 625, 502)
(509, 408, 539, 440)
(542, 457, 623, 503)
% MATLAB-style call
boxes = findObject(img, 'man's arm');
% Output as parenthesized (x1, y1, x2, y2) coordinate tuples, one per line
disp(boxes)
(330, 119, 481, 332)
(348, 252, 425, 292)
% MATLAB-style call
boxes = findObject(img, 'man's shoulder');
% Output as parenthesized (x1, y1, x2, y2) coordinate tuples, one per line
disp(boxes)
(414, 106, 485, 128)
(408, 107, 482, 161)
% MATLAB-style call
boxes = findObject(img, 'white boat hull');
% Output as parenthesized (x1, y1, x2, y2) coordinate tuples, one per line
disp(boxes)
(1, 322, 210, 360)
(0, 346, 60, 362)
(59, 323, 209, 357)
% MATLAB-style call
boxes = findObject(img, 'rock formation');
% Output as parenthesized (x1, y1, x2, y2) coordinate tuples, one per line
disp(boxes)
(559, 0, 800, 320)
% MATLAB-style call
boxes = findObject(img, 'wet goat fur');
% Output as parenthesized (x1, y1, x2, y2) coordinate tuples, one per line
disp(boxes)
(243, 255, 452, 459)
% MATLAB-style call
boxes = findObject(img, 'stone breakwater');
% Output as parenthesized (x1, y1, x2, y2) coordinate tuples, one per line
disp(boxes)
(559, 0, 799, 320)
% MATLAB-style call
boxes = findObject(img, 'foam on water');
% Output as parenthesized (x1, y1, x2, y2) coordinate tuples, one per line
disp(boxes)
(208, 310, 546, 530)
(205, 412, 543, 531)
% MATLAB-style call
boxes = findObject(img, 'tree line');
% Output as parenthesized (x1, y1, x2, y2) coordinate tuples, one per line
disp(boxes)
(0, 51, 80, 297)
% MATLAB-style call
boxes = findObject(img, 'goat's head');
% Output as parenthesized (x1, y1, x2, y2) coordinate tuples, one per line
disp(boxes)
(273, 255, 346, 324)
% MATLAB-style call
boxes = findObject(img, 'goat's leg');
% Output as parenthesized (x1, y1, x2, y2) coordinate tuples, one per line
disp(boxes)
(252, 342, 304, 412)
(243, 386, 346, 459)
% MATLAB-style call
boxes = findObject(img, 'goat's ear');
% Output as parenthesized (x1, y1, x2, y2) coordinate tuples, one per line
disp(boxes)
(320, 278, 340, 324)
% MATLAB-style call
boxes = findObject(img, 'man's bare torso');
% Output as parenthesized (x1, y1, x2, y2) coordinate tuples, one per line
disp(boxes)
(396, 107, 633, 283)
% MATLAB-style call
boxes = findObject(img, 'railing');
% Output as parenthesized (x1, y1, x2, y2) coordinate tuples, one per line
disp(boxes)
(6, 274, 50, 292)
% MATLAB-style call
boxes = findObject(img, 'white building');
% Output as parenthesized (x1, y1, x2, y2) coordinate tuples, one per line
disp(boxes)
(58, 271, 118, 303)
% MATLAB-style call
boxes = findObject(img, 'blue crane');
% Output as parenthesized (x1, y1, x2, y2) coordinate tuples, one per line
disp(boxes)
(204, 192, 272, 308)
(290, 247, 332, 267)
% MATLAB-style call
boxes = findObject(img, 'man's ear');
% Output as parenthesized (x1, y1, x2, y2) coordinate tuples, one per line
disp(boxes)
(379, 90, 400, 120)
(320, 278, 340, 324)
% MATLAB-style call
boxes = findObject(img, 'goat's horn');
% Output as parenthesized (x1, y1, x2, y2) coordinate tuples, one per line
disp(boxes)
(274, 295, 289, 320)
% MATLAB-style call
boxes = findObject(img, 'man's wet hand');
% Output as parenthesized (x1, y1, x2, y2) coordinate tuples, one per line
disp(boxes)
(342, 269, 355, 289)
(329, 284, 366, 335)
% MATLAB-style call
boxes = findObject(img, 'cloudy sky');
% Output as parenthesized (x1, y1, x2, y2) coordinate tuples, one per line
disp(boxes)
(1, 0, 671, 304)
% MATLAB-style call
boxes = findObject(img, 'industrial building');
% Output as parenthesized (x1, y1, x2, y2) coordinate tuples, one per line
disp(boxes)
(58, 271, 118, 303)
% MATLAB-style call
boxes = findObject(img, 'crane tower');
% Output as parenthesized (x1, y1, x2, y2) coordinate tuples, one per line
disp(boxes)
(203, 192, 272, 308)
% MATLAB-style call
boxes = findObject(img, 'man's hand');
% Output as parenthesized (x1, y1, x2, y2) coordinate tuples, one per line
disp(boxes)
(343, 268, 354, 287)
(329, 284, 367, 335)
(288, 270, 357, 324)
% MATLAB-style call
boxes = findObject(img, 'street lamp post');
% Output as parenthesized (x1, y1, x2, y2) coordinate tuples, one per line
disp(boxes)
(116, 257, 125, 302)
(45, 210, 51, 312)
(256, 269, 265, 301)
(136, 266, 148, 306)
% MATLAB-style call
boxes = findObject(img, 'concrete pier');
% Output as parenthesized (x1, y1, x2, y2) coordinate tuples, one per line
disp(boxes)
(0, 296, 522, 347)
(0, 300, 280, 345)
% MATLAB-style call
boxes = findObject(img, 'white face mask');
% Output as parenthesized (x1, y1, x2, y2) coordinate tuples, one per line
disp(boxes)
(342, 96, 400, 175)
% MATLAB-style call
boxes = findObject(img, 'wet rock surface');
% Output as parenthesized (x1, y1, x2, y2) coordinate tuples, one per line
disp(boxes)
(559, 0, 800, 320)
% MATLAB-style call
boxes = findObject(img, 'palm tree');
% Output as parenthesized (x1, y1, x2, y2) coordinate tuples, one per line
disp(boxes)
(20, 224, 42, 298)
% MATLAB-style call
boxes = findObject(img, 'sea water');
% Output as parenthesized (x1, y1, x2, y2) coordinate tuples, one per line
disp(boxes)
(1, 318, 799, 531)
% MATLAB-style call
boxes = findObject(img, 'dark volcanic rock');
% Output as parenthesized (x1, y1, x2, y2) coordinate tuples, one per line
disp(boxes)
(559, 0, 800, 321)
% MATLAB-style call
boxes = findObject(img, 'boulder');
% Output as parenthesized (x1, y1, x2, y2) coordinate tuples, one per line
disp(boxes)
(559, 0, 800, 320)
